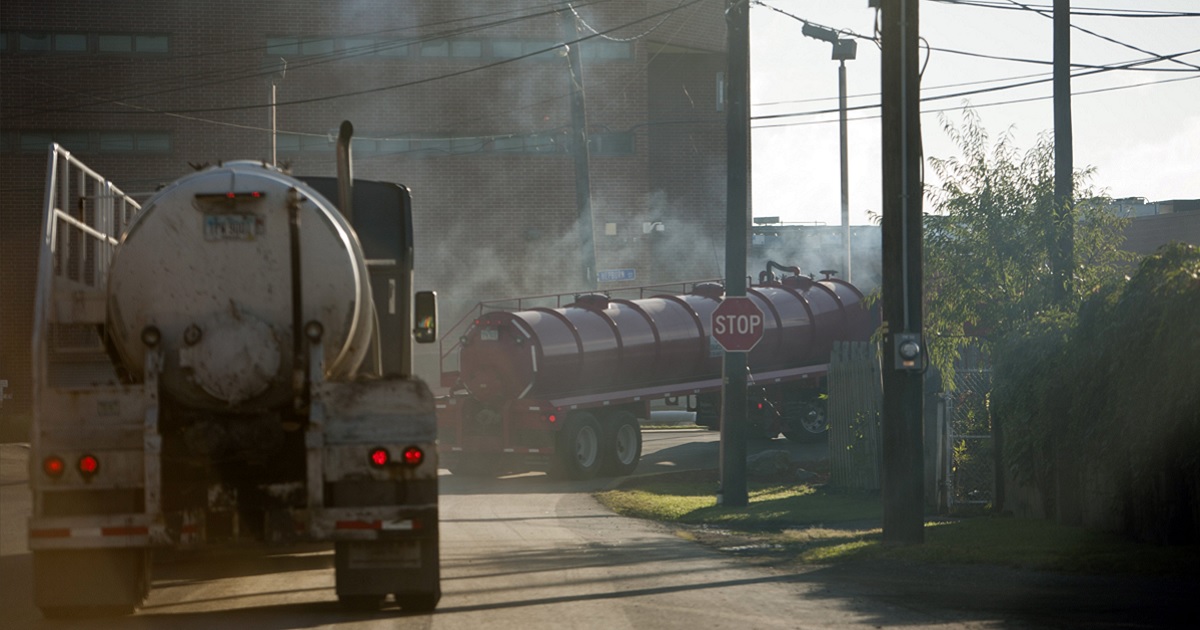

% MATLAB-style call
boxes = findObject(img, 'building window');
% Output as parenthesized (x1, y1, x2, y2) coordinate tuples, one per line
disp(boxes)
(490, 39, 561, 61)
(420, 40, 449, 57)
(2, 130, 171, 154)
(18, 33, 52, 52)
(55, 34, 88, 52)
(268, 36, 409, 58)
(450, 40, 482, 58)
(581, 41, 632, 60)
(97, 34, 168, 54)
(591, 132, 635, 156)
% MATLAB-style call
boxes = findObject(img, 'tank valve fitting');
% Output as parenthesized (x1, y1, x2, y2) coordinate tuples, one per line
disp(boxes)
(141, 326, 162, 348)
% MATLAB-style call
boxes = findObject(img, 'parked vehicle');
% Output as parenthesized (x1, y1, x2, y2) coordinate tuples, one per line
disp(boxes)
(436, 262, 873, 478)
(27, 125, 441, 616)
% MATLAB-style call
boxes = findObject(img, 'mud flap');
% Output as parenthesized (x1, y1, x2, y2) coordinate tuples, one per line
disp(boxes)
(33, 548, 149, 618)
(334, 537, 440, 609)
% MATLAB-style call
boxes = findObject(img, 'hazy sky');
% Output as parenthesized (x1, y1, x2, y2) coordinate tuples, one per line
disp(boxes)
(748, 0, 1200, 226)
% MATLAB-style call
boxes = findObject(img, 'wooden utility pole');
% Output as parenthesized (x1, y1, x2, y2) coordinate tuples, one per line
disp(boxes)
(719, 0, 750, 507)
(1052, 0, 1074, 302)
(879, 0, 925, 545)
(561, 10, 598, 291)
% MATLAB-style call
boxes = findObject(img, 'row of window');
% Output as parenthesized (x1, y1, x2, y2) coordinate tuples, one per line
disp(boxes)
(1, 131, 172, 154)
(0, 31, 631, 62)
(1, 130, 635, 157)
(0, 32, 169, 54)
(281, 130, 635, 156)
(265, 35, 632, 62)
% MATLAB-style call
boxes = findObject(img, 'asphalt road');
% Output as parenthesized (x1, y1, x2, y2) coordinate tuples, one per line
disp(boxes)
(0, 433, 934, 629)
(6, 435, 1191, 629)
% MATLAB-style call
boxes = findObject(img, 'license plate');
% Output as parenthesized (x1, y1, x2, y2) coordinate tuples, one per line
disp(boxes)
(480, 328, 499, 341)
(204, 214, 263, 241)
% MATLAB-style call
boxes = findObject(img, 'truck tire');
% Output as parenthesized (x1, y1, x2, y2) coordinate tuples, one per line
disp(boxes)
(551, 413, 601, 479)
(598, 411, 642, 477)
(393, 588, 441, 612)
(338, 594, 385, 612)
(782, 396, 829, 443)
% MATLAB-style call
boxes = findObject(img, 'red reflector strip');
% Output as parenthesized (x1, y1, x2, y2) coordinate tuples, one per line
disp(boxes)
(31, 526, 149, 539)
(102, 526, 149, 537)
(335, 520, 382, 530)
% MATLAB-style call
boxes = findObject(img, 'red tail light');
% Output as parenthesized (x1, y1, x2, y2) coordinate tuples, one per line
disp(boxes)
(402, 446, 424, 466)
(369, 448, 390, 468)
(547, 413, 558, 423)
(43, 456, 65, 478)
(78, 454, 100, 478)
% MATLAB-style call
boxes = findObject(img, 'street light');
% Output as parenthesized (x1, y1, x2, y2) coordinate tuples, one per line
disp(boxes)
(270, 58, 287, 165)
(803, 25, 857, 283)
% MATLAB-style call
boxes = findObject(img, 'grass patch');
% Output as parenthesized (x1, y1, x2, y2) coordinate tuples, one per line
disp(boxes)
(596, 470, 1200, 577)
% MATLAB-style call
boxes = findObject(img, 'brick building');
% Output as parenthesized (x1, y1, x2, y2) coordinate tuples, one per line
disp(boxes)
(0, 0, 729, 439)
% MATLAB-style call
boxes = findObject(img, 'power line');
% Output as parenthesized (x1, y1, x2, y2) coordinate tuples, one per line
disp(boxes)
(930, 0, 1200, 18)
(755, 1, 1200, 72)
(999, 0, 1200, 72)
(4, 0, 624, 118)
(751, 73, 1200, 130)
(25, 0, 706, 117)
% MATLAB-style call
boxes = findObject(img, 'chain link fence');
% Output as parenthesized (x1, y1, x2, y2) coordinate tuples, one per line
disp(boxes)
(943, 366, 993, 507)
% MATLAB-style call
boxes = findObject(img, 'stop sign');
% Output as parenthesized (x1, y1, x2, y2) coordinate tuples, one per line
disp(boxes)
(711, 297, 764, 352)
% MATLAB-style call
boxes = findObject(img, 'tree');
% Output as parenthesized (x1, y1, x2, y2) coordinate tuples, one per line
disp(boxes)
(923, 107, 1133, 384)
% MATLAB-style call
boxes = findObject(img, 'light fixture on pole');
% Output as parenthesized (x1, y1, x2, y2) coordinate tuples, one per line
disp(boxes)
(802, 24, 857, 283)
(270, 57, 287, 165)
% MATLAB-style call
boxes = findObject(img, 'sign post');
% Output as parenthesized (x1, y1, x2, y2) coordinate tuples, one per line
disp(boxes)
(721, 0, 752, 508)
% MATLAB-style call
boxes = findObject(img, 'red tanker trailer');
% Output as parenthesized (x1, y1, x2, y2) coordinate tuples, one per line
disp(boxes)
(437, 262, 874, 478)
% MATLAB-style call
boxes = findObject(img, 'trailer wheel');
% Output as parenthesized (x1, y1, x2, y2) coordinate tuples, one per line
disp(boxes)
(782, 396, 829, 443)
(598, 411, 642, 477)
(552, 413, 601, 479)
(393, 589, 441, 613)
(338, 594, 384, 612)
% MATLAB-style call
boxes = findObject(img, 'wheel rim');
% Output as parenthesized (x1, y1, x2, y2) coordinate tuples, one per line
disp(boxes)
(575, 425, 599, 467)
(614, 423, 638, 465)
(798, 406, 827, 433)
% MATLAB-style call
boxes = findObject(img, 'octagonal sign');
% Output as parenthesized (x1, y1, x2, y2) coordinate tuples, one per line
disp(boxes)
(711, 297, 764, 352)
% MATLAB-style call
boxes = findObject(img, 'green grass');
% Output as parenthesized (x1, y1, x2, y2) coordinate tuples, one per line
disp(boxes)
(595, 473, 1200, 577)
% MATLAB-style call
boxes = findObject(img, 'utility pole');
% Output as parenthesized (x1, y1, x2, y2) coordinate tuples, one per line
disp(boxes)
(560, 10, 598, 291)
(270, 58, 286, 165)
(1052, 0, 1074, 302)
(839, 58, 852, 283)
(879, 0, 924, 545)
(801, 24, 857, 283)
(719, 0, 751, 508)
(1051, 0, 1080, 528)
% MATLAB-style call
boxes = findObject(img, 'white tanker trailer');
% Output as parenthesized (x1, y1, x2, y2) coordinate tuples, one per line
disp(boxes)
(105, 159, 377, 410)
(28, 124, 441, 616)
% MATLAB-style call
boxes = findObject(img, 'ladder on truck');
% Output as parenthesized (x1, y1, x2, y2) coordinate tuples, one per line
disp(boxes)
(32, 144, 141, 388)
(28, 145, 157, 616)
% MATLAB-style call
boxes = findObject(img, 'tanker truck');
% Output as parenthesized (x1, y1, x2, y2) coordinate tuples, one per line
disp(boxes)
(436, 263, 873, 478)
(28, 125, 441, 616)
